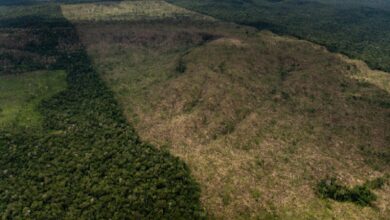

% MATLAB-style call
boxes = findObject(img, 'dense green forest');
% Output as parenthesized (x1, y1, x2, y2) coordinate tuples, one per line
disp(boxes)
(168, 0, 390, 72)
(0, 3, 204, 218)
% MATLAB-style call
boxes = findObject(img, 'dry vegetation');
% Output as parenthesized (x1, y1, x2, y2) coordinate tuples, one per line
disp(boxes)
(61, 0, 214, 22)
(63, 1, 390, 219)
(340, 56, 390, 94)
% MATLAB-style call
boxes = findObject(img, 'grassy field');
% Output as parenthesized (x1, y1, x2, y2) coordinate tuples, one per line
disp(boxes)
(0, 70, 66, 129)
(65, 1, 390, 219)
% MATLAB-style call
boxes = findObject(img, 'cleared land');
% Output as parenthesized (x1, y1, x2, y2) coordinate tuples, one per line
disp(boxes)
(61, 0, 214, 22)
(64, 1, 390, 219)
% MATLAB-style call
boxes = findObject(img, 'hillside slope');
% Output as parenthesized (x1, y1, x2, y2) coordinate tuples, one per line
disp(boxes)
(64, 1, 390, 219)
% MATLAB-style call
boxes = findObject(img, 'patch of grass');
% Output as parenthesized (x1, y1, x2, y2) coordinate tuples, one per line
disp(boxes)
(0, 70, 66, 129)
(250, 189, 261, 202)
(221, 190, 232, 206)
(363, 175, 388, 189)
(279, 68, 289, 82)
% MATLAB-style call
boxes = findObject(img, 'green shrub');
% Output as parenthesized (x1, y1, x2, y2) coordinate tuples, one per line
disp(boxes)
(176, 58, 187, 73)
(316, 177, 380, 206)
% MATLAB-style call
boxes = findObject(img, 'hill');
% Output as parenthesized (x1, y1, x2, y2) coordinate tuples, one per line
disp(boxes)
(167, 0, 390, 72)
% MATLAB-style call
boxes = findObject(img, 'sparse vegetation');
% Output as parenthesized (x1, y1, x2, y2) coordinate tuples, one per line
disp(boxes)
(72, 1, 390, 219)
